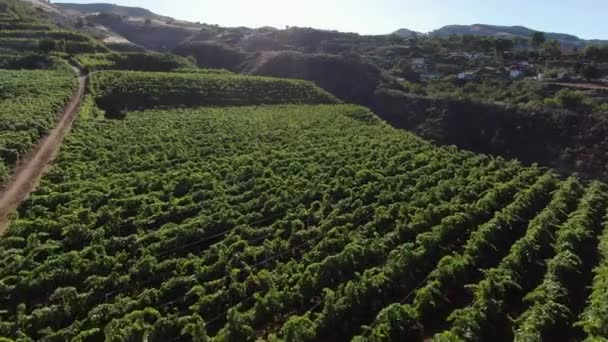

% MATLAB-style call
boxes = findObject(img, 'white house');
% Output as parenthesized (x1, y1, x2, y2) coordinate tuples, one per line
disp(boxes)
(510, 69, 525, 78)
(449, 52, 473, 59)
(411, 58, 426, 71)
(509, 64, 527, 79)
(509, 62, 534, 79)
(458, 72, 477, 81)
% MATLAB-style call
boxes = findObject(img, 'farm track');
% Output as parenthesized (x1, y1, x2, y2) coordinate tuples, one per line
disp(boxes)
(546, 82, 608, 90)
(0, 66, 86, 235)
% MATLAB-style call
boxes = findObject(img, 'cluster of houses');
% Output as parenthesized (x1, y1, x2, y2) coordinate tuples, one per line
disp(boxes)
(407, 57, 537, 82)
(410, 58, 443, 81)
(455, 62, 536, 81)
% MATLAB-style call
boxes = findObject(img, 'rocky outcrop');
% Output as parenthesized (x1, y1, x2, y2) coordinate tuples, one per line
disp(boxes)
(372, 88, 608, 181)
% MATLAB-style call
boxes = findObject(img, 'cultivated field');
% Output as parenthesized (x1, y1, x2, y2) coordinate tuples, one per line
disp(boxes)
(1, 102, 607, 341)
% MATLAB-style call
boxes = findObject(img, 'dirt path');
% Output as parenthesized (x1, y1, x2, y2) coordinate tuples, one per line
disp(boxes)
(547, 82, 608, 90)
(0, 67, 87, 236)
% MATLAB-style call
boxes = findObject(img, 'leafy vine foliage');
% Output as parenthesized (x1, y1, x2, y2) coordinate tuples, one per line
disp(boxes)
(0, 68, 76, 181)
(88, 71, 340, 117)
(1, 89, 606, 341)
(2, 3, 608, 339)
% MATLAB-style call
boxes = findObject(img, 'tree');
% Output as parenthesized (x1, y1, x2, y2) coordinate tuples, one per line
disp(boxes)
(584, 44, 608, 63)
(541, 40, 562, 60)
(585, 45, 601, 61)
(546, 88, 595, 112)
(494, 38, 515, 58)
(478, 37, 495, 54)
(582, 64, 601, 80)
(530, 31, 546, 48)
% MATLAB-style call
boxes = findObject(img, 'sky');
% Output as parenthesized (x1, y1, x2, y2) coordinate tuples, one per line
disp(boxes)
(53, 0, 608, 39)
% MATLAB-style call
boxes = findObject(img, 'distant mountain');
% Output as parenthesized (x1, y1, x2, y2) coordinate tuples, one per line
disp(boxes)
(55, 3, 172, 20)
(393, 28, 422, 38)
(429, 24, 607, 48)
(432, 24, 576, 40)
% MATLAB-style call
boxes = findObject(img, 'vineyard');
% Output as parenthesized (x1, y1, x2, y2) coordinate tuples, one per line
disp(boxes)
(2, 0, 608, 341)
(73, 53, 196, 72)
(88, 71, 340, 116)
(0, 100, 604, 341)
(0, 68, 77, 181)
(0, 0, 107, 55)
(0, 30, 92, 42)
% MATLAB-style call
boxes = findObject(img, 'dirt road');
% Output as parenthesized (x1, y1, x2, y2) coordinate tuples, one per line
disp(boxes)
(547, 82, 608, 91)
(0, 67, 87, 236)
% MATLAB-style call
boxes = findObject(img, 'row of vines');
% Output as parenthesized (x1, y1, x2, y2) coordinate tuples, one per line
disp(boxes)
(73, 53, 196, 73)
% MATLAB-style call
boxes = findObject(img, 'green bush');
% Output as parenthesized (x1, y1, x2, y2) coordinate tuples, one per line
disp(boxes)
(544, 88, 597, 113)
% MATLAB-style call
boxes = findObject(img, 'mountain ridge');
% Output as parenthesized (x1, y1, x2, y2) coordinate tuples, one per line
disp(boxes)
(55, 2, 172, 21)
(51, 3, 608, 45)
(394, 23, 608, 47)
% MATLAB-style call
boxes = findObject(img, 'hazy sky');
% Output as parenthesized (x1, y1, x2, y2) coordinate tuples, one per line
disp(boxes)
(53, 0, 608, 39)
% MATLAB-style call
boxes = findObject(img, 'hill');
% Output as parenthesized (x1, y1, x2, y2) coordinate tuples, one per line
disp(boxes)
(55, 2, 171, 21)
(392, 28, 422, 38)
(430, 24, 608, 47)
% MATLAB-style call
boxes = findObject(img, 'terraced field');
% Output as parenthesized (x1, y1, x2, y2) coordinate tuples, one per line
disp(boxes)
(0, 0, 106, 55)
(73, 53, 196, 72)
(88, 71, 340, 116)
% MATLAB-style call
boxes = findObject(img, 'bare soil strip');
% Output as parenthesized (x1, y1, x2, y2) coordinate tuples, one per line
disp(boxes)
(547, 82, 608, 90)
(0, 68, 86, 235)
